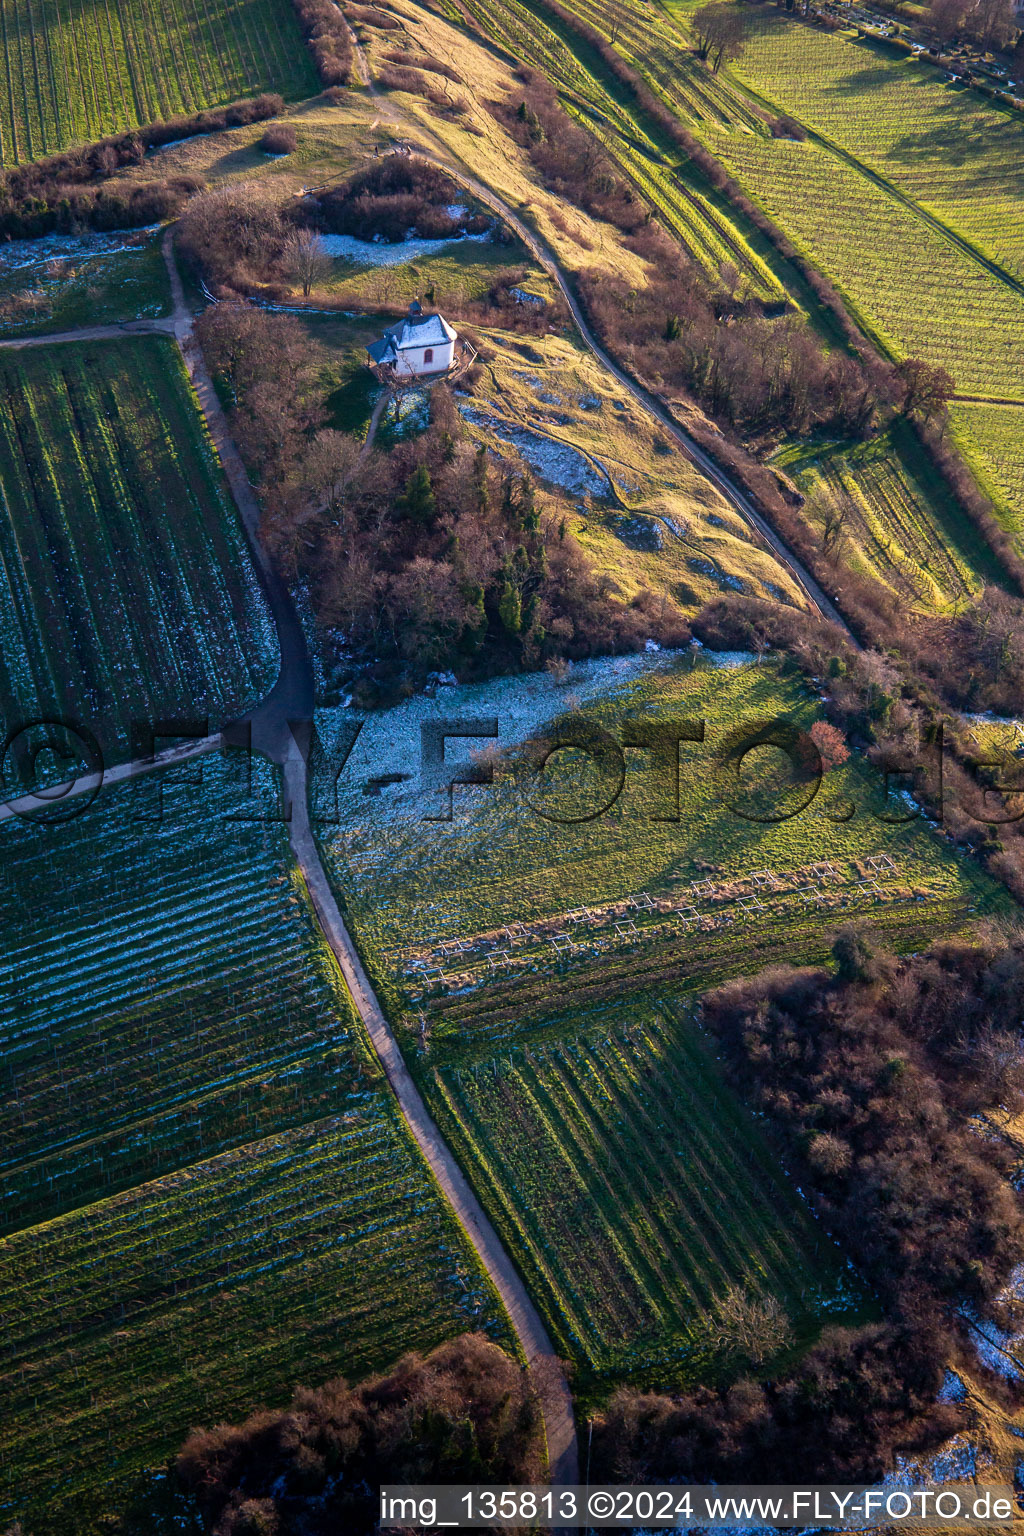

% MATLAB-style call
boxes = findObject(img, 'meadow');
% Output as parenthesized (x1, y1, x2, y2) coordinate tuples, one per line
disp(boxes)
(0, 757, 507, 1530)
(393, 0, 787, 301)
(314, 654, 1002, 1382)
(0, 0, 315, 162)
(0, 336, 277, 773)
(319, 655, 1001, 983)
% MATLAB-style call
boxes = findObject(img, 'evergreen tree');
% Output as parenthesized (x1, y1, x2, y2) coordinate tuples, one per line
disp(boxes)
(399, 464, 436, 524)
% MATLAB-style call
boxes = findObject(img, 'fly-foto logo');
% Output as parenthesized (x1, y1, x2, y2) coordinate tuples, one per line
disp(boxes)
(3, 711, 1019, 832)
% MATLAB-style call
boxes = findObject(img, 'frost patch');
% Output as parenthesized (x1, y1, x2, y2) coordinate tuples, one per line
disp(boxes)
(458, 406, 607, 496)
(0, 226, 160, 274)
(687, 556, 746, 593)
(317, 230, 491, 266)
(936, 1369, 967, 1404)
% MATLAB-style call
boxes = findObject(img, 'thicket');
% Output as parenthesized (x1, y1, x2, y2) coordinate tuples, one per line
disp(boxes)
(594, 927, 1024, 1485)
(197, 304, 683, 700)
(313, 157, 489, 241)
(177, 1335, 544, 1535)
(0, 95, 282, 237)
(292, 0, 354, 84)
(260, 125, 298, 154)
(491, 73, 649, 234)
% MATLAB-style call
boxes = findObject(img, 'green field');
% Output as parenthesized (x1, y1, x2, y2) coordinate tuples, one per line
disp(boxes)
(0, 757, 507, 1531)
(320, 656, 1002, 985)
(430, 1002, 861, 1383)
(0, 0, 316, 163)
(314, 654, 1003, 1383)
(774, 423, 1005, 610)
(0, 337, 277, 773)
(951, 400, 1024, 536)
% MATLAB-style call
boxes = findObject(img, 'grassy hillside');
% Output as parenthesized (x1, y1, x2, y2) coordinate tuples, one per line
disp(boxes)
(386, 0, 788, 300)
(0, 756, 509, 1532)
(456, 329, 809, 612)
(0, 0, 315, 163)
(376, 0, 1016, 604)
(0, 336, 277, 772)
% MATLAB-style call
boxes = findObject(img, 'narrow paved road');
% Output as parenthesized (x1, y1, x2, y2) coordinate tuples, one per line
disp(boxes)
(282, 744, 578, 1483)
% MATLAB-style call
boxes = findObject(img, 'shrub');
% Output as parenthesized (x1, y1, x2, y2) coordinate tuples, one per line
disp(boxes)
(260, 124, 298, 154)
(291, 0, 354, 84)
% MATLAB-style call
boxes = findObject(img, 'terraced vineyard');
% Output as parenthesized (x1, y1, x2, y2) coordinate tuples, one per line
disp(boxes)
(0, 757, 506, 1527)
(507, 0, 1024, 552)
(431, 0, 785, 299)
(430, 1004, 860, 1382)
(0, 337, 277, 772)
(0, 0, 315, 162)
(775, 425, 1003, 610)
(693, 122, 1024, 401)
(0, 756, 364, 1230)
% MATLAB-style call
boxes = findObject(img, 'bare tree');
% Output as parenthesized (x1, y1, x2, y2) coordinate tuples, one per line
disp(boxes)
(285, 229, 334, 297)
(897, 357, 955, 424)
(692, 4, 746, 71)
(712, 1286, 794, 1364)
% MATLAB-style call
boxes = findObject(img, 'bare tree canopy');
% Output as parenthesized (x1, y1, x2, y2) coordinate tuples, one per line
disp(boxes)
(930, 0, 1017, 47)
(692, 3, 747, 71)
(284, 227, 334, 297)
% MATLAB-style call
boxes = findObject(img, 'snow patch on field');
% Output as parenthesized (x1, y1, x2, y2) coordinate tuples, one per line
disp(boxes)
(459, 406, 607, 496)
(317, 230, 491, 266)
(316, 649, 690, 832)
(0, 226, 160, 274)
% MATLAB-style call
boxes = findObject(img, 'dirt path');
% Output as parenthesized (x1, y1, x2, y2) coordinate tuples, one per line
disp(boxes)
(0, 317, 175, 348)
(361, 383, 391, 457)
